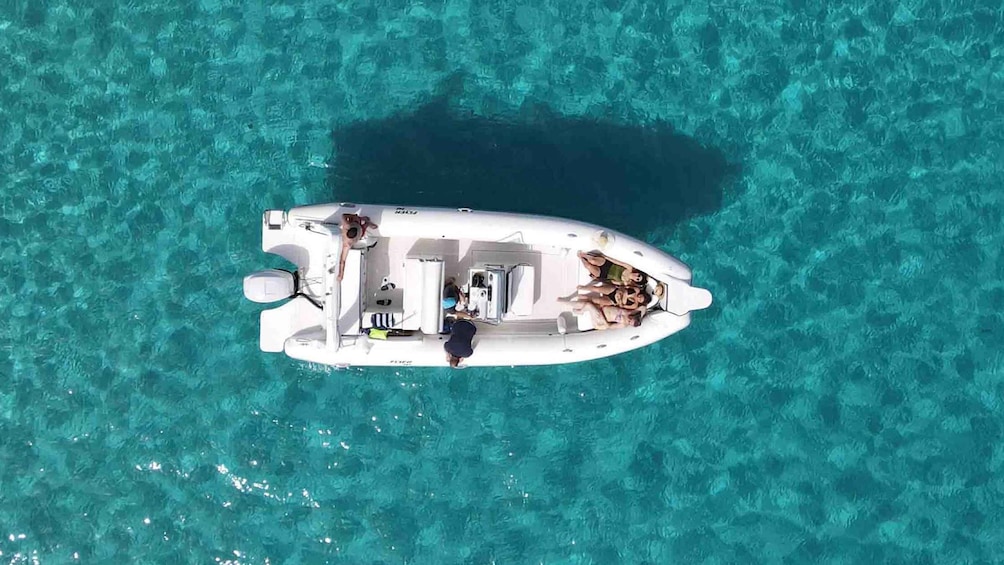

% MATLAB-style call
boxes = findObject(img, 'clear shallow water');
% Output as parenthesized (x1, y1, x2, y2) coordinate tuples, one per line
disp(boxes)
(1, 0, 1002, 563)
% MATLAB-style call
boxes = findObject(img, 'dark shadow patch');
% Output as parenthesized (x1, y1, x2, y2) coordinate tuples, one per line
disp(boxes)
(834, 468, 882, 500)
(23, 2, 46, 28)
(628, 440, 668, 492)
(328, 92, 738, 239)
(817, 394, 841, 427)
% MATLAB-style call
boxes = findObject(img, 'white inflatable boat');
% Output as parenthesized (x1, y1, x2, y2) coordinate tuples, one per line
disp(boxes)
(243, 203, 712, 368)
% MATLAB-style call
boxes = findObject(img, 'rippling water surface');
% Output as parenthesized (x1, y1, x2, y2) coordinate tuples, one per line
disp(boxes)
(1, 0, 1002, 562)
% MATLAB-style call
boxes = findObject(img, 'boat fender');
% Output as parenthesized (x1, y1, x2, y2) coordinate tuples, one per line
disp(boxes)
(593, 230, 614, 250)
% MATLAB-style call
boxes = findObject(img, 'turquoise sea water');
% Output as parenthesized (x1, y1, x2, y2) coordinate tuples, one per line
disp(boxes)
(2, 0, 1003, 562)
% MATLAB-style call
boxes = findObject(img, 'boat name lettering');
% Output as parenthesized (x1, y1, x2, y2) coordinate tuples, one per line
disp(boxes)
(389, 360, 413, 365)
(394, 208, 418, 215)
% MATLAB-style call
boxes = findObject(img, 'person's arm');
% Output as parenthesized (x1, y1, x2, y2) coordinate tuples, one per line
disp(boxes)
(607, 312, 635, 329)
(604, 255, 633, 269)
(360, 215, 378, 231)
(337, 241, 350, 281)
(578, 281, 616, 293)
(577, 250, 606, 266)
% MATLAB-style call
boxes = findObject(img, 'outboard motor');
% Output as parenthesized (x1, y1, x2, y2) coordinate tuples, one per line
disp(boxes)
(243, 269, 297, 303)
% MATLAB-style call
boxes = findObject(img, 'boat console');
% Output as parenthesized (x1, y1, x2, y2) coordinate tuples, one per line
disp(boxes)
(463, 264, 535, 324)
(464, 266, 506, 323)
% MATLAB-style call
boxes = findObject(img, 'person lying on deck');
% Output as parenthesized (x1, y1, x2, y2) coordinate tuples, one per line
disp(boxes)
(337, 213, 377, 281)
(571, 302, 644, 330)
(561, 281, 650, 311)
(578, 251, 646, 286)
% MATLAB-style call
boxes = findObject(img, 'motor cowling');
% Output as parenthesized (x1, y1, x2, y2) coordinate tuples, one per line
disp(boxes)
(243, 269, 296, 303)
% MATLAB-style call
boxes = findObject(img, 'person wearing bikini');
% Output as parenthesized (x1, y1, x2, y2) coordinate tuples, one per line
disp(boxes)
(577, 251, 646, 286)
(560, 282, 649, 311)
(571, 303, 644, 330)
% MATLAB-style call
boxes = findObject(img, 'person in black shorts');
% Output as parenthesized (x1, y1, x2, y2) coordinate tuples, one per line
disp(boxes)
(444, 319, 477, 368)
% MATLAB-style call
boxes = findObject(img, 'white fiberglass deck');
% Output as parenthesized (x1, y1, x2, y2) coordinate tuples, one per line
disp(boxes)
(361, 237, 582, 325)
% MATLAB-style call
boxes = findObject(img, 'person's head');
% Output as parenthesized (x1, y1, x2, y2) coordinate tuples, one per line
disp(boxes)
(627, 271, 647, 285)
(448, 354, 462, 368)
(638, 290, 652, 307)
(343, 214, 361, 239)
(617, 287, 644, 309)
(628, 311, 643, 327)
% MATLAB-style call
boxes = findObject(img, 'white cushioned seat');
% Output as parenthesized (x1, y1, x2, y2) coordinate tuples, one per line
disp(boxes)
(506, 264, 535, 317)
(401, 257, 444, 333)
(402, 258, 424, 330)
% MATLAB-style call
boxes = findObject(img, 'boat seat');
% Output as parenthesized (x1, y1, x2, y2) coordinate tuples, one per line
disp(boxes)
(361, 311, 405, 330)
(506, 264, 535, 317)
(401, 257, 445, 333)
(556, 311, 580, 334)
(401, 258, 424, 330)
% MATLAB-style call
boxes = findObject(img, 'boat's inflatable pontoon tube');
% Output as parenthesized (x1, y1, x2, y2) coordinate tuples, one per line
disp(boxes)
(663, 276, 713, 316)
(259, 297, 323, 352)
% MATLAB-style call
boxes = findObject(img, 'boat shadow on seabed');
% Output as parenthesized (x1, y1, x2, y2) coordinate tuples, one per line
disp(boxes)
(326, 94, 739, 239)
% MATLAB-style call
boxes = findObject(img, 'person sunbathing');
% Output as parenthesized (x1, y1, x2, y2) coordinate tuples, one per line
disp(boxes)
(338, 213, 377, 281)
(563, 281, 649, 310)
(578, 251, 646, 286)
(571, 302, 644, 330)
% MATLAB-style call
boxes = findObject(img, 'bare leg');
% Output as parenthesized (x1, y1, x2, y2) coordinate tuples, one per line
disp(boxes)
(577, 250, 606, 266)
(578, 281, 617, 294)
(574, 302, 609, 330)
(577, 252, 603, 278)
(559, 292, 610, 305)
(337, 241, 351, 281)
(589, 294, 616, 307)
